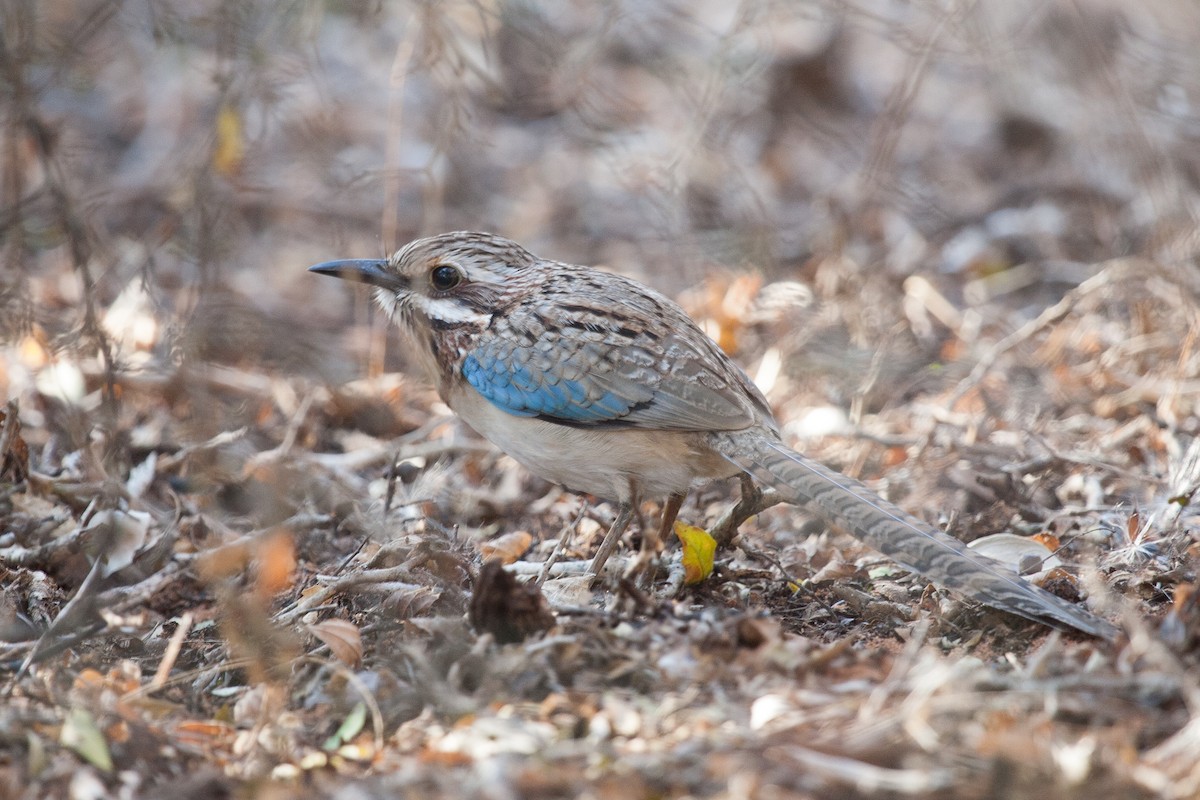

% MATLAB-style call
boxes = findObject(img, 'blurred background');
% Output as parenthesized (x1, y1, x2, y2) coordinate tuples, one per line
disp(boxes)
(4, 0, 1200, 534)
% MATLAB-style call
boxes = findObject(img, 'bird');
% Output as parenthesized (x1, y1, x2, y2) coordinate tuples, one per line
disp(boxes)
(310, 231, 1118, 640)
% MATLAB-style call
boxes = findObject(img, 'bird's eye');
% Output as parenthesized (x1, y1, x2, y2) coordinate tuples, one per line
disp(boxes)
(429, 264, 462, 291)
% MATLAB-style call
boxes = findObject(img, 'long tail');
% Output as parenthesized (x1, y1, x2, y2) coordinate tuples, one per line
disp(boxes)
(710, 430, 1118, 640)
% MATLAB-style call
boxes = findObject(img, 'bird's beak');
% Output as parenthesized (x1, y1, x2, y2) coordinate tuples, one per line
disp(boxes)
(308, 259, 405, 292)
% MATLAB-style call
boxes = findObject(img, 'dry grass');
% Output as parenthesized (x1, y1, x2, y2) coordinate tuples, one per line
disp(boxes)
(2, 1, 1199, 797)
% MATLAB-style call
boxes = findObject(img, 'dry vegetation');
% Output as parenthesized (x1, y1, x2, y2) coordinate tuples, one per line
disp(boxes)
(2, 1, 1200, 797)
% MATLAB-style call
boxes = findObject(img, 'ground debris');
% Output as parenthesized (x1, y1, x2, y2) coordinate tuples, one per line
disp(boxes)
(1, 2, 1197, 797)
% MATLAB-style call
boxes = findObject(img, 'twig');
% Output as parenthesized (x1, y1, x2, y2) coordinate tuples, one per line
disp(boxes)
(243, 388, 317, 472)
(538, 501, 587, 587)
(308, 432, 493, 473)
(777, 746, 953, 794)
(149, 612, 193, 692)
(659, 556, 687, 598)
(509, 559, 622, 578)
(275, 566, 426, 626)
(948, 259, 1133, 406)
(155, 427, 249, 473)
(711, 474, 783, 546)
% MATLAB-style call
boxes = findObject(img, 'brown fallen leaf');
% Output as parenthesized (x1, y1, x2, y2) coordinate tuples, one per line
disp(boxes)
(1034, 566, 1084, 602)
(308, 618, 363, 668)
(468, 560, 554, 643)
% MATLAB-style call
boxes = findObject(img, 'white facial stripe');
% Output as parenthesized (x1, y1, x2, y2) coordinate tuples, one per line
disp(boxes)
(416, 295, 490, 325)
(373, 287, 398, 318)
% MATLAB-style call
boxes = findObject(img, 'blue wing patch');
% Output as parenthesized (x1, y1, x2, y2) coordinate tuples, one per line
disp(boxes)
(463, 351, 635, 423)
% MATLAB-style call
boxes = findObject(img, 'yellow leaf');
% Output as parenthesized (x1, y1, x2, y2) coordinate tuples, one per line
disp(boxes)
(673, 521, 716, 584)
(213, 105, 243, 177)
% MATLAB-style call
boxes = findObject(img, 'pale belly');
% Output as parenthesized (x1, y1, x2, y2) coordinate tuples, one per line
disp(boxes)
(448, 386, 740, 502)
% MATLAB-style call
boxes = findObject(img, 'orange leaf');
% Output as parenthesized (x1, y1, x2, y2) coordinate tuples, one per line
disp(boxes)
(256, 529, 296, 596)
(173, 720, 236, 751)
(478, 531, 534, 564)
(1031, 532, 1061, 552)
(882, 446, 908, 468)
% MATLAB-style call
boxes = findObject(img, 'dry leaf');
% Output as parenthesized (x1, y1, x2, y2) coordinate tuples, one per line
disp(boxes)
(82, 509, 153, 577)
(172, 720, 235, 752)
(674, 521, 716, 584)
(60, 707, 113, 772)
(1036, 566, 1083, 598)
(213, 105, 244, 176)
(255, 529, 296, 596)
(384, 585, 441, 619)
(478, 531, 534, 565)
(1031, 532, 1062, 552)
(469, 560, 554, 643)
(196, 541, 253, 583)
(309, 618, 363, 667)
(967, 532, 1061, 576)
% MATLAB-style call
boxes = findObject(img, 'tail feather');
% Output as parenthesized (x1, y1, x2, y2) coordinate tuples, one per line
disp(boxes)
(711, 430, 1118, 640)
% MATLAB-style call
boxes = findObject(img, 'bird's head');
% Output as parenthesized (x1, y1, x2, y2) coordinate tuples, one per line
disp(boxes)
(309, 231, 539, 334)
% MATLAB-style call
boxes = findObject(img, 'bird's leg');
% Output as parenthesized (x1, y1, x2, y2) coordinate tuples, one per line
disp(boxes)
(655, 492, 686, 553)
(589, 487, 638, 578)
(710, 473, 783, 547)
(626, 491, 685, 583)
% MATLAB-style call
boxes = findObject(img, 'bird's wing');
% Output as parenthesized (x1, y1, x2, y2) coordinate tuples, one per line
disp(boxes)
(462, 314, 763, 432)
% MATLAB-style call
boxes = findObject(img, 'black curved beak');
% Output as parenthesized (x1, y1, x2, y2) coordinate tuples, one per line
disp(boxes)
(308, 259, 405, 291)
